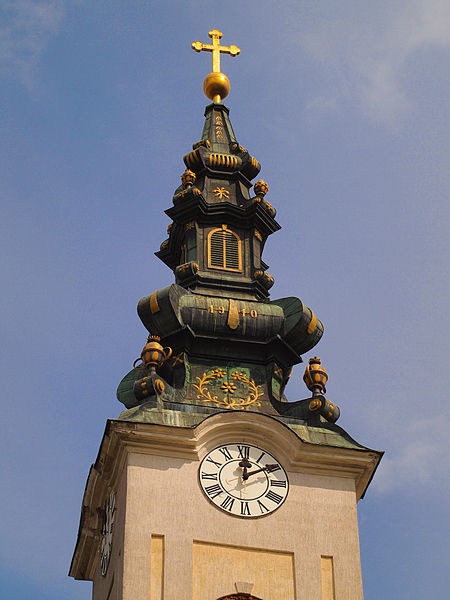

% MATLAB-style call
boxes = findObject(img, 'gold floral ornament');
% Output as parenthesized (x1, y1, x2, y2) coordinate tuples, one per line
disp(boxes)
(220, 382, 237, 393)
(212, 368, 226, 378)
(230, 370, 249, 382)
(213, 186, 230, 199)
(193, 369, 263, 410)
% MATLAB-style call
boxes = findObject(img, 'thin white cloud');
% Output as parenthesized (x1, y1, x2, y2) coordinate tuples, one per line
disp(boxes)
(372, 417, 449, 494)
(299, 0, 450, 123)
(0, 0, 65, 89)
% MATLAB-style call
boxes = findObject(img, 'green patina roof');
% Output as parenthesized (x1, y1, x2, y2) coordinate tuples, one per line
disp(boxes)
(117, 401, 370, 452)
(112, 100, 381, 465)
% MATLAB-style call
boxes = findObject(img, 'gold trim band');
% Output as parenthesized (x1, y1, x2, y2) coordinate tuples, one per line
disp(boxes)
(149, 291, 160, 314)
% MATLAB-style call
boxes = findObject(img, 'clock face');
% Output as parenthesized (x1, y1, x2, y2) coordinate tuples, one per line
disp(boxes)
(199, 443, 289, 518)
(100, 490, 115, 576)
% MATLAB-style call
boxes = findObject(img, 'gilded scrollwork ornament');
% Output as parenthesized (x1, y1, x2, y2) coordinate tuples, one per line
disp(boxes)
(193, 368, 264, 410)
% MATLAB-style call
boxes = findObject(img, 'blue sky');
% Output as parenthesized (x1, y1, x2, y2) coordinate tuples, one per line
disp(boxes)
(1, 1, 449, 598)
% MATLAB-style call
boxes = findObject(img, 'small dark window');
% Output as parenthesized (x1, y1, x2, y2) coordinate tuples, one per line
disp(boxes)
(208, 226, 242, 272)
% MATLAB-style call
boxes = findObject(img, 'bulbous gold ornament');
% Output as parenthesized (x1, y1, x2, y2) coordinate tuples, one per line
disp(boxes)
(303, 356, 328, 394)
(181, 169, 196, 188)
(203, 71, 230, 102)
(133, 335, 172, 372)
(254, 179, 269, 197)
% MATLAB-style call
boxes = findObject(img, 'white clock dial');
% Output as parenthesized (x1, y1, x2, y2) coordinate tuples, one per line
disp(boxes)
(199, 443, 289, 518)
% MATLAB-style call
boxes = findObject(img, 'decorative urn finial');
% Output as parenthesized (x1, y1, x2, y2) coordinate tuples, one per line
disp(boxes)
(181, 169, 196, 189)
(133, 335, 172, 374)
(254, 179, 269, 197)
(303, 356, 328, 396)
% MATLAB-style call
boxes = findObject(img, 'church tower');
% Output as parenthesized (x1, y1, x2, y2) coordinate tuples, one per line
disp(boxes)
(70, 30, 382, 600)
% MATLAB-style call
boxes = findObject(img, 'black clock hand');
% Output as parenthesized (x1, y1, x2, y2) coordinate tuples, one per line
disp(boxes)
(243, 463, 278, 480)
(239, 457, 251, 480)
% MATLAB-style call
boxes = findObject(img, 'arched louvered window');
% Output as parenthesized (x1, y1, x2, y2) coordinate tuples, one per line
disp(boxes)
(208, 225, 242, 272)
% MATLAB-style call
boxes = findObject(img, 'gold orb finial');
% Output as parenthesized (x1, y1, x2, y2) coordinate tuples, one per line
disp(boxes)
(191, 29, 240, 102)
(203, 72, 230, 102)
(303, 356, 328, 395)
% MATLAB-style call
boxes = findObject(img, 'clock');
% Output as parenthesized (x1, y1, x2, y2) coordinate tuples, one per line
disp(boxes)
(199, 443, 289, 518)
(100, 490, 115, 576)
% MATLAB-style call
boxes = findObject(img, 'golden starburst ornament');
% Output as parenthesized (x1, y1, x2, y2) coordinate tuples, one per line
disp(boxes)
(213, 186, 230, 199)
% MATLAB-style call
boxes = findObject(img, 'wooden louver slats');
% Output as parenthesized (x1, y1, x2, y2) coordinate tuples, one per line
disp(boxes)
(208, 228, 242, 272)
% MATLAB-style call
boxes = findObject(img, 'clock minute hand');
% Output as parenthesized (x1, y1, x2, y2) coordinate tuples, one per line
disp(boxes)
(243, 463, 278, 480)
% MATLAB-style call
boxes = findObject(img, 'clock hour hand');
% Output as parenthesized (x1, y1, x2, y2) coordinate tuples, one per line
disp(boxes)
(239, 457, 251, 480)
(226, 458, 251, 484)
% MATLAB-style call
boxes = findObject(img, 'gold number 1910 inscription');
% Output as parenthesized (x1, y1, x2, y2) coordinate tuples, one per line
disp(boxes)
(209, 305, 258, 318)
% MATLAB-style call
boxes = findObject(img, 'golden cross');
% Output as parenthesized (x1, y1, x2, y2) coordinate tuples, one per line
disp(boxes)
(192, 29, 240, 73)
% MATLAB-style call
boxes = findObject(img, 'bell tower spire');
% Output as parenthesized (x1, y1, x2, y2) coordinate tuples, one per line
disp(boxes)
(154, 33, 283, 301)
(70, 29, 382, 600)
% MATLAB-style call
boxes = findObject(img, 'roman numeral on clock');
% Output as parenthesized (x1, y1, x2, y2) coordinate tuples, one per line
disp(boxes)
(265, 490, 283, 504)
(270, 479, 287, 487)
(218, 447, 233, 460)
(205, 484, 222, 499)
(255, 451, 266, 463)
(237, 445, 250, 459)
(201, 472, 218, 480)
(240, 501, 251, 516)
(220, 496, 235, 512)
(257, 500, 269, 514)
(206, 456, 222, 468)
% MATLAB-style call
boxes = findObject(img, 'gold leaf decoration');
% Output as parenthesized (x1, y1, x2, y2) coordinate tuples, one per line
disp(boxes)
(193, 369, 264, 410)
